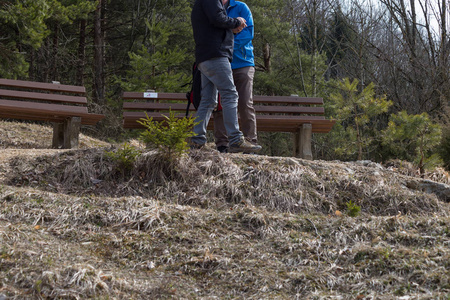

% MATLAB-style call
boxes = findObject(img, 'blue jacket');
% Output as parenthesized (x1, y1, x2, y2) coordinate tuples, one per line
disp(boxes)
(227, 0, 255, 69)
(191, 0, 241, 64)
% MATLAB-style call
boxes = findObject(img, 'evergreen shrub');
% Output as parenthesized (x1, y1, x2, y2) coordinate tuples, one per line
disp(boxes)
(138, 110, 198, 160)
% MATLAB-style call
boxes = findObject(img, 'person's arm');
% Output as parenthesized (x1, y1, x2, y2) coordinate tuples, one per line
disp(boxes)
(202, 0, 243, 30)
(232, 4, 253, 47)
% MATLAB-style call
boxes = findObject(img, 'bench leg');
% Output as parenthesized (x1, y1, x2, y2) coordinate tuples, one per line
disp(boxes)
(52, 123, 65, 149)
(52, 117, 81, 149)
(294, 124, 313, 160)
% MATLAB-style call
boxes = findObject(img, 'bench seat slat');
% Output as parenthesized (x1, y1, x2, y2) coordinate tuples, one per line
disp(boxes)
(255, 106, 324, 114)
(123, 122, 333, 132)
(0, 78, 86, 94)
(0, 89, 88, 104)
(123, 119, 334, 133)
(123, 111, 335, 132)
(123, 102, 325, 115)
(122, 92, 186, 101)
(123, 102, 190, 111)
(123, 111, 328, 121)
(0, 99, 88, 115)
(75, 113, 105, 125)
(253, 95, 323, 105)
(0, 110, 104, 125)
(122, 92, 324, 105)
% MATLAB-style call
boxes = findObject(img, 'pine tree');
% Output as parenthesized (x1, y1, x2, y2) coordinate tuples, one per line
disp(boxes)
(382, 111, 442, 174)
(329, 78, 392, 160)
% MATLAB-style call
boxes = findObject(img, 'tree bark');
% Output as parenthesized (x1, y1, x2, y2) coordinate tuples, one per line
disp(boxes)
(77, 19, 86, 86)
(51, 23, 59, 81)
(93, 0, 105, 105)
(263, 42, 271, 73)
(440, 0, 449, 109)
(311, 0, 317, 97)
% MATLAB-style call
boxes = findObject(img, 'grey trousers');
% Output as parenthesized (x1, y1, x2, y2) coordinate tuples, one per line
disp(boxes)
(213, 66, 257, 147)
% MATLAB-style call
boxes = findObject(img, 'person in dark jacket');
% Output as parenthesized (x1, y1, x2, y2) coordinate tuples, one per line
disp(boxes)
(213, 0, 259, 153)
(190, 0, 261, 153)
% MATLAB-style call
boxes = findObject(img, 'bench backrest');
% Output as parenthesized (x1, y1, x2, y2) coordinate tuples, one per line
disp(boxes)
(0, 78, 103, 125)
(122, 92, 334, 133)
(0, 78, 87, 103)
(123, 92, 324, 114)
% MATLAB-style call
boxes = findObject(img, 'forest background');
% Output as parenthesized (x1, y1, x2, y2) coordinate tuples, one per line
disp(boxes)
(0, 0, 449, 171)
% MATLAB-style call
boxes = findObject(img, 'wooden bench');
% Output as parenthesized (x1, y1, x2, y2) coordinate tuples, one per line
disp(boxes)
(0, 78, 104, 149)
(122, 91, 335, 159)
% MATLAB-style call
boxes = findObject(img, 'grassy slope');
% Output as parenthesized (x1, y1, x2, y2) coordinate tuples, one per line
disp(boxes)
(0, 120, 449, 299)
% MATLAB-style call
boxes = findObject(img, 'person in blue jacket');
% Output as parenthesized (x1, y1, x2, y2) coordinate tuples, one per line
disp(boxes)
(190, 0, 262, 153)
(213, 0, 259, 153)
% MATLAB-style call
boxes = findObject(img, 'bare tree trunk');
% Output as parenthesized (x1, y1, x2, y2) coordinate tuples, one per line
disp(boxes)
(29, 50, 35, 81)
(263, 42, 271, 73)
(77, 19, 86, 86)
(93, 0, 105, 105)
(311, 0, 317, 97)
(51, 23, 59, 81)
(440, 0, 449, 109)
(379, 0, 440, 114)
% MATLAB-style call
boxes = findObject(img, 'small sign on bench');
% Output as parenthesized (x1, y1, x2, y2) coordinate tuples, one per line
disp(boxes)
(143, 92, 158, 98)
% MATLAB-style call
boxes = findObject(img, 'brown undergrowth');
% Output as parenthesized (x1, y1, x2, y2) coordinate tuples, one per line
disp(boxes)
(6, 147, 449, 214)
(0, 121, 449, 299)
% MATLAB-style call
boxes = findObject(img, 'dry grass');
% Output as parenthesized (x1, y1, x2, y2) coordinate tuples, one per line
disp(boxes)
(7, 148, 448, 215)
(0, 120, 109, 149)
(0, 121, 449, 299)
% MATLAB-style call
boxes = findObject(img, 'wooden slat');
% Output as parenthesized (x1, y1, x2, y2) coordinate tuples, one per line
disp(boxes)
(123, 111, 335, 132)
(123, 102, 325, 115)
(123, 112, 329, 122)
(123, 102, 189, 111)
(0, 78, 86, 94)
(0, 89, 87, 104)
(123, 114, 333, 125)
(0, 99, 87, 115)
(252, 115, 327, 122)
(255, 106, 323, 114)
(253, 95, 323, 105)
(123, 119, 334, 133)
(255, 120, 335, 133)
(123, 92, 187, 100)
(0, 112, 68, 123)
(123, 111, 187, 120)
(77, 113, 105, 125)
(122, 92, 324, 105)
(0, 110, 104, 125)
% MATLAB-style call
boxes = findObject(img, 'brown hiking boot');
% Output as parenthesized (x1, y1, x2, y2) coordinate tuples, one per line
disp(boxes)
(229, 136, 262, 153)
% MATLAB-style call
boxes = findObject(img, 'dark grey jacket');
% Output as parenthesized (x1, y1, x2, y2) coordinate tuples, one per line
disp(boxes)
(191, 0, 241, 64)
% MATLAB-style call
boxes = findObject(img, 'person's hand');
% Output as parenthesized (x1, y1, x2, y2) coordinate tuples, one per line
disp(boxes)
(233, 17, 247, 34)
(237, 17, 247, 27)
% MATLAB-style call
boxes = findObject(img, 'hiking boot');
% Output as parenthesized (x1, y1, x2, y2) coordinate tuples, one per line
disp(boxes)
(217, 145, 229, 153)
(229, 137, 262, 153)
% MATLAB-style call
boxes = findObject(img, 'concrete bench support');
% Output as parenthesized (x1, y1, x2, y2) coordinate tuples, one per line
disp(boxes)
(294, 123, 313, 160)
(52, 117, 81, 149)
